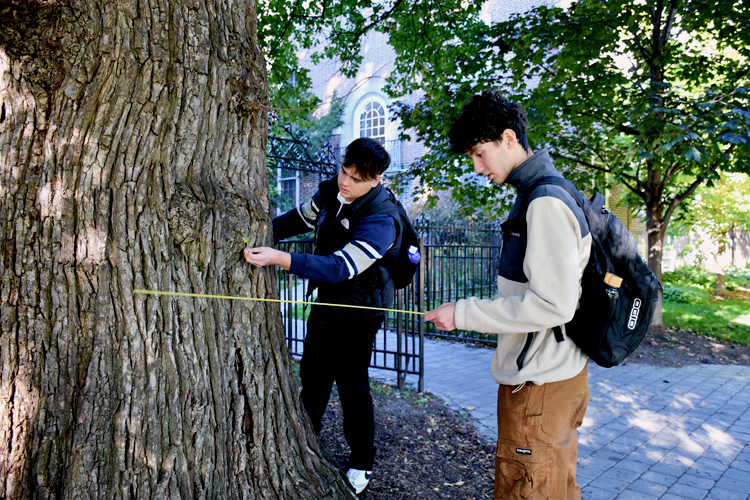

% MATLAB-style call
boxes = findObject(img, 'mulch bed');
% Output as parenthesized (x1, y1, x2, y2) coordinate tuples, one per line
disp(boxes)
(320, 384, 495, 499)
(318, 326, 749, 499)
(628, 326, 750, 366)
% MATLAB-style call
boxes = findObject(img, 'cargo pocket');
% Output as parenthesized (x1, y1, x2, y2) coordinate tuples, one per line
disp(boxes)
(494, 438, 552, 499)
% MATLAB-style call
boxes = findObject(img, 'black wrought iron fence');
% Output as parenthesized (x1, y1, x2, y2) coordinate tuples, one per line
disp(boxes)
(420, 219, 503, 345)
(275, 220, 502, 390)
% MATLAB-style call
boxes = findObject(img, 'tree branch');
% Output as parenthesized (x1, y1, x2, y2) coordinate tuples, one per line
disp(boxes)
(550, 151, 647, 202)
(663, 157, 680, 182)
(269, 0, 302, 58)
(621, 177, 647, 204)
(660, 2, 679, 49)
(570, 107, 641, 137)
(631, 29, 651, 62)
(663, 174, 707, 224)
(347, 0, 407, 47)
(663, 144, 735, 223)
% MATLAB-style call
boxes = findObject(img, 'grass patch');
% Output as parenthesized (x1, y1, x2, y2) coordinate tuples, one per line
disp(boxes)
(662, 265, 750, 345)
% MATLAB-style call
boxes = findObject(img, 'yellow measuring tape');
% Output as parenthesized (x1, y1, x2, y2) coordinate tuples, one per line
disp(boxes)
(133, 289, 425, 316)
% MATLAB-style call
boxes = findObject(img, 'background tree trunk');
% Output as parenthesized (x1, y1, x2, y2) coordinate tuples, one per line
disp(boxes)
(0, 1, 354, 498)
(646, 178, 667, 332)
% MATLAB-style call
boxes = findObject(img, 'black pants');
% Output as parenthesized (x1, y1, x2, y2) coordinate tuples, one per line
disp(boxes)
(300, 305, 383, 470)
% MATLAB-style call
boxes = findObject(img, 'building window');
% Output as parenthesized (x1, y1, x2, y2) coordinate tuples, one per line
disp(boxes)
(358, 101, 386, 145)
(352, 96, 402, 171)
(278, 168, 298, 210)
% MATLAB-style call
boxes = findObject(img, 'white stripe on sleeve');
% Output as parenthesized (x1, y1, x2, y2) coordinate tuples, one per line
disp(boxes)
(333, 250, 356, 279)
(353, 240, 384, 260)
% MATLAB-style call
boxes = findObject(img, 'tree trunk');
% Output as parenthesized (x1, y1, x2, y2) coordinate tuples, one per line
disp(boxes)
(645, 193, 665, 331)
(714, 239, 727, 296)
(0, 2, 354, 499)
(715, 272, 726, 296)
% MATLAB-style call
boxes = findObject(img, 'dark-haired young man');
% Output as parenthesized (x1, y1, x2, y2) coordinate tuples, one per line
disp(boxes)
(426, 90, 591, 500)
(244, 137, 400, 494)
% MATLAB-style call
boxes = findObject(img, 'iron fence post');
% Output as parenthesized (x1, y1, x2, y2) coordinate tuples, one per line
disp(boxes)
(396, 289, 405, 389)
(418, 238, 425, 393)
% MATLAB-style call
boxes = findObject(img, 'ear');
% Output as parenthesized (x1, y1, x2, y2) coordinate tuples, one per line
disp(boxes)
(371, 175, 381, 188)
(501, 129, 518, 146)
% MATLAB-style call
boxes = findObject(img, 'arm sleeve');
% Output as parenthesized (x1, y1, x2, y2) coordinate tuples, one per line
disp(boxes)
(272, 192, 322, 243)
(454, 196, 585, 334)
(288, 214, 397, 283)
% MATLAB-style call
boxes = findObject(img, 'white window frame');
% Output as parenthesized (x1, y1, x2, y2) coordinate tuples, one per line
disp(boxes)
(355, 99, 387, 145)
(353, 95, 403, 172)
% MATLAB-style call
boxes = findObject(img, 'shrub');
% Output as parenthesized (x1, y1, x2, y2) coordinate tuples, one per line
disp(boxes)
(662, 265, 715, 291)
(661, 283, 709, 305)
(726, 265, 750, 291)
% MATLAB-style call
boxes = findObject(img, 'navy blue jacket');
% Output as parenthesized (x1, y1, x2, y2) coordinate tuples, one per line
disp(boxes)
(273, 177, 399, 309)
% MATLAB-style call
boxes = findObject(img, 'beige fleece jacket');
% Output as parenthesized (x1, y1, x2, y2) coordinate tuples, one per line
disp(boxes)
(454, 195, 591, 386)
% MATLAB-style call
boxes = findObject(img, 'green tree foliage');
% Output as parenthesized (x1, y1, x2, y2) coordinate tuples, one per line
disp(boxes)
(668, 173, 750, 295)
(258, 0, 750, 326)
(670, 173, 750, 245)
(257, 0, 482, 113)
(393, 1, 750, 283)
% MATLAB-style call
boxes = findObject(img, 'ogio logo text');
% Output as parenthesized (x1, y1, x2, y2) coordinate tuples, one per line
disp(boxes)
(627, 298, 642, 330)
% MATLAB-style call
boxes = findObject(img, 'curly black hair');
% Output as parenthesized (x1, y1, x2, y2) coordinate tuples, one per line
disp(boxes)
(448, 90, 530, 154)
(342, 137, 391, 180)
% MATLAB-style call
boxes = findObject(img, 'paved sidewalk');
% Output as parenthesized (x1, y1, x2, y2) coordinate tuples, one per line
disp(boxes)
(370, 337, 750, 500)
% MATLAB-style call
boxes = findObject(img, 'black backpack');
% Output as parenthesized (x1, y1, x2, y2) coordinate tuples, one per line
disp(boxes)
(518, 176, 661, 367)
(358, 188, 421, 290)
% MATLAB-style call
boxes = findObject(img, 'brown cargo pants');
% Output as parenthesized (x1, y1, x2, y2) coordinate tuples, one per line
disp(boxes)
(494, 365, 589, 500)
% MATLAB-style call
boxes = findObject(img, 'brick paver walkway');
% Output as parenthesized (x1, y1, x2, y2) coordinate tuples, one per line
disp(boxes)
(370, 337, 750, 500)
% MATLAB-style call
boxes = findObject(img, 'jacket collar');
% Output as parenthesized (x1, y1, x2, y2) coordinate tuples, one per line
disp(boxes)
(323, 177, 386, 217)
(505, 148, 559, 192)
(348, 183, 385, 213)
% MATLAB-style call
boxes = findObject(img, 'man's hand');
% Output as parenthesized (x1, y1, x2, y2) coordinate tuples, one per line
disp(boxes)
(425, 302, 457, 331)
(243, 246, 292, 271)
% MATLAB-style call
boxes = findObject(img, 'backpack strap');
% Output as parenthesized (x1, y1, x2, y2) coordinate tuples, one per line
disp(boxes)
(531, 176, 606, 215)
(516, 333, 534, 370)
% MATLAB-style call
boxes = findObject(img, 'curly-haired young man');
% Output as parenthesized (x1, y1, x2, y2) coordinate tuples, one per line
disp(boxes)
(426, 90, 591, 500)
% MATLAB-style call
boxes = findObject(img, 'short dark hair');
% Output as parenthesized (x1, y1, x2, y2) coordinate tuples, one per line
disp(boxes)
(448, 90, 530, 154)
(342, 137, 390, 180)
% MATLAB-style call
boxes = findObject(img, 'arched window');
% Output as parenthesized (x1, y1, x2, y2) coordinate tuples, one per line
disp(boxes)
(358, 101, 386, 145)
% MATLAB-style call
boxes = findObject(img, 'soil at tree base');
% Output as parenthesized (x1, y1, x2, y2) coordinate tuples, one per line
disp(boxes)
(630, 326, 750, 366)
(320, 388, 495, 499)
(318, 327, 749, 499)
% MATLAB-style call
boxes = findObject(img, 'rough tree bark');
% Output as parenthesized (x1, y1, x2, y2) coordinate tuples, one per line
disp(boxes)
(645, 183, 665, 331)
(0, 1, 354, 498)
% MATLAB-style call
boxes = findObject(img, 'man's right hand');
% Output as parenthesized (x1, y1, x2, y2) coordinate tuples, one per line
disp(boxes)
(425, 302, 457, 331)
(243, 246, 292, 271)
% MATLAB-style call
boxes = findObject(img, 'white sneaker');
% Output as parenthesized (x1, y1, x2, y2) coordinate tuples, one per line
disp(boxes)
(346, 468, 372, 494)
